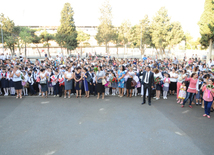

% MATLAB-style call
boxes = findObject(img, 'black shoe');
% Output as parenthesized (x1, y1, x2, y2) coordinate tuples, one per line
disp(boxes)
(141, 102, 146, 105)
(148, 103, 151, 106)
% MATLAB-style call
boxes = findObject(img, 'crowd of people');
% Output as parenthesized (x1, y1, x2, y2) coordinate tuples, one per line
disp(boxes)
(1, 53, 214, 119)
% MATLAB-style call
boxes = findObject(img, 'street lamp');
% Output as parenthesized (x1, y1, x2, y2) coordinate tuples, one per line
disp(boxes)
(0, 22, 4, 53)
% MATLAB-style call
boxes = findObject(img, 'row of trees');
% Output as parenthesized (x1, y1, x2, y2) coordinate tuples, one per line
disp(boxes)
(1, 1, 211, 58)
(198, 0, 214, 60)
(0, 3, 90, 57)
(95, 1, 187, 56)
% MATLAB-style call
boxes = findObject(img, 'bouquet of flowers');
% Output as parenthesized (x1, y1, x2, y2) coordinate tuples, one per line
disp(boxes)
(112, 77, 117, 83)
(109, 77, 113, 83)
(94, 67, 98, 72)
(206, 84, 214, 89)
(206, 84, 214, 98)
(154, 77, 161, 85)
(58, 77, 65, 86)
(21, 74, 24, 80)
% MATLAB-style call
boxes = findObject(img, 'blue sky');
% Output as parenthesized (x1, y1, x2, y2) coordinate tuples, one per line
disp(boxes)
(0, 0, 205, 39)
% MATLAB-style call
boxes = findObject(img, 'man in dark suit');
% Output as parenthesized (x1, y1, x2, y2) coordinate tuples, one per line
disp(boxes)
(141, 66, 154, 106)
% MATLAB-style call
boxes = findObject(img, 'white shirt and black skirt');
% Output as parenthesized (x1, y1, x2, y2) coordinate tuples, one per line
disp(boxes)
(126, 71, 135, 89)
(40, 73, 48, 92)
(13, 70, 23, 90)
(169, 72, 178, 91)
(96, 71, 105, 93)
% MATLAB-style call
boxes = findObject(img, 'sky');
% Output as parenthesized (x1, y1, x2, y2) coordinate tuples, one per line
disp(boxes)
(0, 0, 205, 39)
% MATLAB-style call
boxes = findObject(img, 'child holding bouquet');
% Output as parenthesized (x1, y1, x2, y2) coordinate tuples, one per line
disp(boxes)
(202, 79, 214, 118)
(163, 73, 170, 99)
(110, 71, 117, 96)
(177, 81, 186, 104)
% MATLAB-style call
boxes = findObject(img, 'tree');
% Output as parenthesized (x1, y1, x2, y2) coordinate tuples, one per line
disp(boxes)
(118, 20, 131, 54)
(40, 30, 55, 57)
(198, 0, 214, 61)
(55, 33, 66, 55)
(31, 29, 42, 57)
(151, 7, 171, 55)
(19, 27, 33, 57)
(129, 15, 152, 56)
(167, 21, 184, 51)
(57, 3, 78, 55)
(95, 0, 115, 54)
(0, 13, 17, 56)
(77, 30, 90, 57)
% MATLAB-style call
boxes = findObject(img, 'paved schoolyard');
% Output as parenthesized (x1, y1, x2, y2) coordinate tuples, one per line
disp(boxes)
(0, 95, 213, 155)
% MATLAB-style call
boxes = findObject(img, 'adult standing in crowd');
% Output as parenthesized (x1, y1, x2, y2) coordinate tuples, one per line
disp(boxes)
(74, 67, 83, 98)
(169, 68, 178, 95)
(141, 66, 154, 106)
(126, 67, 135, 98)
(96, 66, 105, 99)
(117, 65, 125, 97)
(11, 66, 23, 99)
(39, 68, 48, 98)
(64, 67, 73, 98)
(153, 68, 163, 100)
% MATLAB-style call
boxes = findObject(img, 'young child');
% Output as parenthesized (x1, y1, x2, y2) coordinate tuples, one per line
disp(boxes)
(51, 70, 59, 97)
(27, 73, 36, 95)
(110, 71, 117, 96)
(22, 71, 28, 96)
(196, 78, 203, 105)
(8, 70, 15, 96)
(177, 81, 187, 104)
(104, 73, 110, 95)
(47, 68, 54, 95)
(1, 68, 8, 96)
(132, 72, 140, 97)
(163, 73, 170, 99)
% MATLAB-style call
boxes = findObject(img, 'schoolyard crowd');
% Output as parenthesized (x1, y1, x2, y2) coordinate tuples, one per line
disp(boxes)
(1, 53, 214, 119)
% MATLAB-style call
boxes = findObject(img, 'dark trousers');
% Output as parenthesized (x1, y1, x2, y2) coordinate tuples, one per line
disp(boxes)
(204, 100, 213, 115)
(89, 83, 94, 94)
(183, 92, 195, 105)
(53, 82, 63, 96)
(29, 84, 36, 95)
(143, 84, 152, 103)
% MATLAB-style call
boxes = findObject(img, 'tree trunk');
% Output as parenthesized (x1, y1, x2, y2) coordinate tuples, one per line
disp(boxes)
(117, 46, 119, 58)
(81, 46, 82, 58)
(207, 39, 212, 62)
(105, 42, 108, 55)
(61, 46, 63, 56)
(36, 45, 41, 57)
(67, 49, 69, 55)
(25, 42, 27, 57)
(47, 42, 50, 57)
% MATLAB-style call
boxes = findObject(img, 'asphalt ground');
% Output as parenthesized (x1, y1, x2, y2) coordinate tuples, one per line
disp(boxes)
(0, 95, 213, 155)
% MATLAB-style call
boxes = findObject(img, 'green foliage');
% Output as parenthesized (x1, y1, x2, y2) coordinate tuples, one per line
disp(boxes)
(129, 15, 152, 55)
(118, 20, 131, 46)
(40, 30, 55, 56)
(77, 30, 90, 45)
(151, 7, 184, 53)
(167, 22, 184, 50)
(0, 13, 17, 55)
(95, 0, 115, 53)
(19, 27, 33, 56)
(57, 3, 78, 52)
(198, 0, 214, 48)
(184, 32, 201, 50)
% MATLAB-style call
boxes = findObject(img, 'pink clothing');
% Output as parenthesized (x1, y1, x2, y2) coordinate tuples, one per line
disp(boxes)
(177, 82, 182, 99)
(202, 85, 214, 102)
(185, 78, 199, 93)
